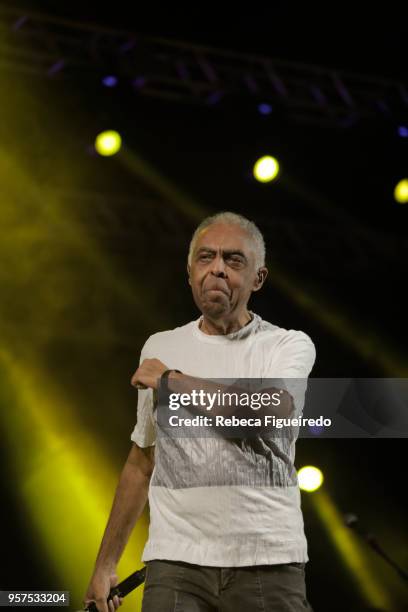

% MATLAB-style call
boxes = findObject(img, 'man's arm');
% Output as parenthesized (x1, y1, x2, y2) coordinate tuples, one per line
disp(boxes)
(131, 359, 294, 420)
(83, 443, 154, 612)
(165, 371, 294, 419)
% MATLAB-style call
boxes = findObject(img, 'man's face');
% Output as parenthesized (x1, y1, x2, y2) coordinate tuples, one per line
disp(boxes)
(187, 223, 265, 319)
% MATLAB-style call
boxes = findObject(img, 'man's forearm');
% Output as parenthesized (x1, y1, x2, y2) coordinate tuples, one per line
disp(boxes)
(93, 462, 150, 572)
(166, 372, 293, 419)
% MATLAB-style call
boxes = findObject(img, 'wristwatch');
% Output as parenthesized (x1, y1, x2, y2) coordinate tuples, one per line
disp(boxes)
(161, 369, 182, 381)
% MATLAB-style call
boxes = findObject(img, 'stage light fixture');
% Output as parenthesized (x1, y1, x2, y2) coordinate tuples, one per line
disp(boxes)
(102, 75, 118, 87)
(95, 130, 122, 156)
(298, 465, 324, 492)
(394, 178, 408, 204)
(258, 103, 273, 115)
(253, 155, 280, 183)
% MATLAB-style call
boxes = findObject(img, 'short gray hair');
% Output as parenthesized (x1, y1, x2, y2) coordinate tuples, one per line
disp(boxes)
(187, 212, 266, 269)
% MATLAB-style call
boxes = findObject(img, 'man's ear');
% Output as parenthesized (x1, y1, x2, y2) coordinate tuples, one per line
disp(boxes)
(253, 267, 268, 292)
(187, 264, 191, 285)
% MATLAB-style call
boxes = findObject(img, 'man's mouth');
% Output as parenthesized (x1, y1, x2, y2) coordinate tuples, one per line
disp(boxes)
(206, 287, 229, 296)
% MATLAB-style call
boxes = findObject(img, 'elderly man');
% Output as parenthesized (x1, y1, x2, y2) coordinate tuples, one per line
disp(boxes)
(84, 212, 316, 612)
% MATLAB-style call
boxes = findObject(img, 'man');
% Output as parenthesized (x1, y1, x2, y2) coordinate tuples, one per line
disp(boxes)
(84, 212, 316, 611)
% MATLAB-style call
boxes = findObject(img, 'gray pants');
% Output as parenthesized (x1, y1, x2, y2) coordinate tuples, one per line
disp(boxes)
(141, 559, 313, 611)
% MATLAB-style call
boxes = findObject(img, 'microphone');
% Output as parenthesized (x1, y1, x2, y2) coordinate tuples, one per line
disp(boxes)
(344, 512, 408, 583)
(81, 566, 146, 611)
(343, 513, 358, 528)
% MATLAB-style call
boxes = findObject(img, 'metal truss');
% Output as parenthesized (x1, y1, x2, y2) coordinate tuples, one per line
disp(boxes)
(0, 5, 407, 127)
(56, 189, 407, 276)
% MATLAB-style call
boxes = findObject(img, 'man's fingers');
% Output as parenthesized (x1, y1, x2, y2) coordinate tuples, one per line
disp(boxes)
(95, 598, 109, 612)
(131, 378, 146, 389)
(130, 372, 138, 386)
(131, 358, 168, 390)
(130, 370, 147, 389)
(83, 600, 105, 612)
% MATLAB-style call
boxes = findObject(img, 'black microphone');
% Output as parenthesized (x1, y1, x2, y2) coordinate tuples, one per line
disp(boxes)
(82, 566, 146, 611)
(344, 513, 358, 527)
(344, 512, 408, 583)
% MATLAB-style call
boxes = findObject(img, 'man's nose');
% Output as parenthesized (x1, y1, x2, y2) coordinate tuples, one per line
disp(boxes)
(210, 255, 227, 277)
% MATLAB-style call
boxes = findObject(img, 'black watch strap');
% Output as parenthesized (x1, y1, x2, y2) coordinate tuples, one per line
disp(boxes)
(160, 369, 182, 393)
(161, 369, 182, 381)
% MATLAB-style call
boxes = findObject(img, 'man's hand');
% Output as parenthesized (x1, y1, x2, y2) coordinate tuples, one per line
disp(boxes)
(131, 358, 168, 390)
(83, 569, 123, 612)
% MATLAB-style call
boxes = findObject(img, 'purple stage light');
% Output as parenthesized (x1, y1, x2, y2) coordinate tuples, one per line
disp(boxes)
(102, 75, 118, 87)
(258, 103, 273, 115)
(308, 424, 325, 436)
(398, 125, 408, 138)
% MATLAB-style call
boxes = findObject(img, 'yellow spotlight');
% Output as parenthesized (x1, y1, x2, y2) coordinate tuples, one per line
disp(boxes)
(95, 130, 122, 156)
(313, 490, 391, 610)
(394, 178, 408, 204)
(253, 155, 280, 183)
(298, 465, 324, 492)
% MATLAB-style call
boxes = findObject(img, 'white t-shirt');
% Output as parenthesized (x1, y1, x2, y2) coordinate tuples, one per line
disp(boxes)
(130, 312, 316, 566)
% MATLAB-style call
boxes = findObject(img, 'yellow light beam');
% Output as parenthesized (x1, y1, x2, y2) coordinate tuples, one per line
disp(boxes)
(263, 255, 408, 375)
(0, 147, 160, 335)
(312, 489, 392, 610)
(119, 147, 206, 222)
(0, 349, 148, 611)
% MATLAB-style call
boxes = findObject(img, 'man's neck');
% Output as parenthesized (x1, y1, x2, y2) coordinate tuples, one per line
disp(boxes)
(199, 311, 253, 335)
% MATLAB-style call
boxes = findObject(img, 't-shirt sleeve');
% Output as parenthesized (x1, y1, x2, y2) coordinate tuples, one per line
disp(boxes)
(130, 339, 156, 448)
(266, 330, 316, 416)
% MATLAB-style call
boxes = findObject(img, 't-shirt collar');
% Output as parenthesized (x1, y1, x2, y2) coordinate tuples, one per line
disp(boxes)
(193, 311, 260, 343)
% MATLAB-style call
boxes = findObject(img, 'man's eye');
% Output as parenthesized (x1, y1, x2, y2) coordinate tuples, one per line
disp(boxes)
(228, 256, 244, 265)
(199, 254, 212, 261)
